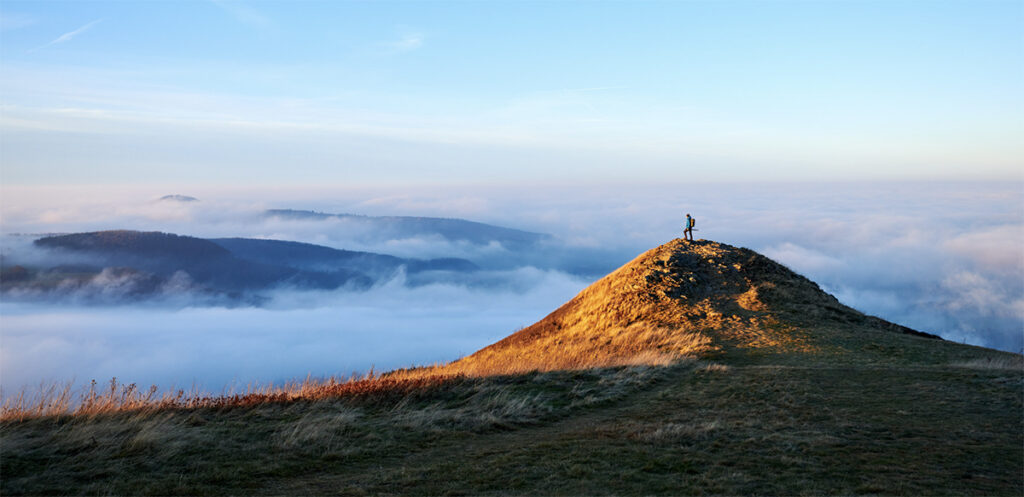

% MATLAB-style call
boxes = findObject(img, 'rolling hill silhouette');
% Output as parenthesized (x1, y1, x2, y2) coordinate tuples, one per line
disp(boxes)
(32, 230, 363, 293)
(448, 238, 941, 375)
(209, 237, 478, 279)
(157, 194, 198, 202)
(20, 231, 478, 300)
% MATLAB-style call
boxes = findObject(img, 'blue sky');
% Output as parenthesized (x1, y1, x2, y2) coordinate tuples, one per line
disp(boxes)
(0, 0, 1021, 185)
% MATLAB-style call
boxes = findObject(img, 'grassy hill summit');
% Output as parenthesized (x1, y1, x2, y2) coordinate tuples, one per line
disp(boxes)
(443, 238, 941, 376)
(2, 238, 1021, 495)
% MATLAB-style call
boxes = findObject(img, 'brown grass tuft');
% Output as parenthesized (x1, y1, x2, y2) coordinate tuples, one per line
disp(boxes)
(274, 408, 363, 449)
(633, 420, 722, 443)
(950, 355, 1024, 370)
(698, 362, 731, 373)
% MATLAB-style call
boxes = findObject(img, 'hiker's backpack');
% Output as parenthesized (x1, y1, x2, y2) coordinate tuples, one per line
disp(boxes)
(690, 217, 696, 228)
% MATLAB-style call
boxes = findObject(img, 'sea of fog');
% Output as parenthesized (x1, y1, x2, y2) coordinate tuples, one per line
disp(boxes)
(1, 181, 1021, 396)
(0, 270, 585, 393)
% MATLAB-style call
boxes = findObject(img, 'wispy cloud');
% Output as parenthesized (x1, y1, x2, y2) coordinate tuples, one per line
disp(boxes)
(31, 19, 101, 51)
(383, 33, 424, 53)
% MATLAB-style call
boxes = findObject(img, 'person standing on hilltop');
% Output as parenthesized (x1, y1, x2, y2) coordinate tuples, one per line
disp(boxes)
(684, 213, 695, 241)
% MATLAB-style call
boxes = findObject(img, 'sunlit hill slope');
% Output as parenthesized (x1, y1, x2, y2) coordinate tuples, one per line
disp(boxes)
(443, 238, 941, 376)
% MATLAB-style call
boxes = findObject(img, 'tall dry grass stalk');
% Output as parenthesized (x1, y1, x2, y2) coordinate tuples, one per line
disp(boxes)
(0, 380, 76, 421)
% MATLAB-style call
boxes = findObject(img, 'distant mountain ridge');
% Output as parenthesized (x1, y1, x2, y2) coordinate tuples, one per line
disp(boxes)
(208, 237, 479, 278)
(7, 230, 478, 302)
(31, 231, 368, 294)
(158, 195, 198, 202)
(265, 209, 551, 247)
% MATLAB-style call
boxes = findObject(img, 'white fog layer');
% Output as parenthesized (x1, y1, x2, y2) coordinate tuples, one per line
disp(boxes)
(1, 181, 1021, 395)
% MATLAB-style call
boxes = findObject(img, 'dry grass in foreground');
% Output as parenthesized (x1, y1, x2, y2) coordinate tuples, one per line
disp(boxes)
(0, 335, 705, 422)
(4, 361, 1020, 497)
(1, 372, 461, 422)
(2, 320, 713, 422)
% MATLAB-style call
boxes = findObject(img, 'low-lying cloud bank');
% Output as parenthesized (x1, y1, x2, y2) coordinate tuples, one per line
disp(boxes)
(0, 268, 585, 394)
(0, 181, 1020, 395)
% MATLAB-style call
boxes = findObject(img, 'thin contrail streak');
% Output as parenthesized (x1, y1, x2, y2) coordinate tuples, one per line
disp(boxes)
(30, 19, 102, 52)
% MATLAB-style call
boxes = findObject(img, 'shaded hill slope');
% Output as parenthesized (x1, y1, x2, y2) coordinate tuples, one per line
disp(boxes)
(447, 239, 941, 375)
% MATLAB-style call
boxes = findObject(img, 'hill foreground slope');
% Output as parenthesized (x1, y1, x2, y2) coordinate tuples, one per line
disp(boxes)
(2, 239, 1021, 496)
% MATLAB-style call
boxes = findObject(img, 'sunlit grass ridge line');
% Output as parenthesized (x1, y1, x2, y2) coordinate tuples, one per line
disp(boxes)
(1, 373, 461, 422)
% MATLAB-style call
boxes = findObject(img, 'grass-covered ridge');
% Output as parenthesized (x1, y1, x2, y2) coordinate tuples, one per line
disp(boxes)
(3, 358, 1021, 495)
(2, 364, 677, 494)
